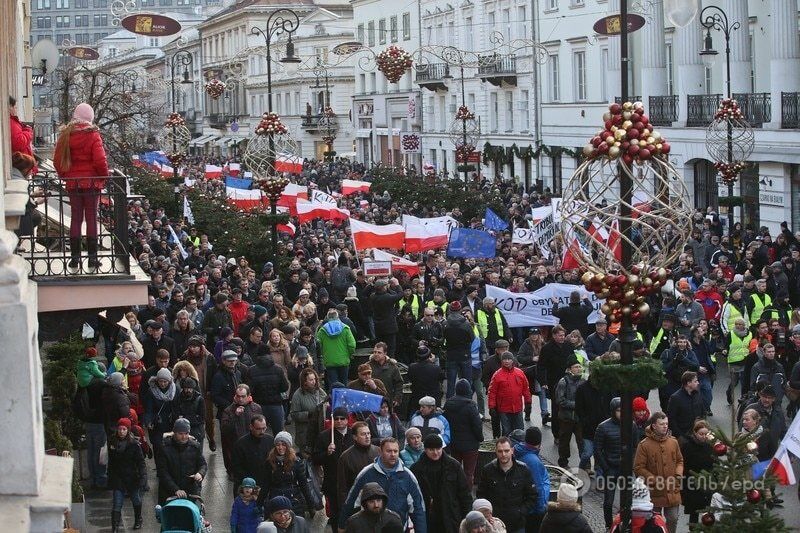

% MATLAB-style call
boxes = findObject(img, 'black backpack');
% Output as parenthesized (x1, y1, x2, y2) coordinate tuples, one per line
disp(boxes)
(72, 382, 100, 422)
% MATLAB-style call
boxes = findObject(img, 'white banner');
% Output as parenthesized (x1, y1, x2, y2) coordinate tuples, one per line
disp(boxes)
(512, 226, 536, 245)
(485, 283, 605, 327)
(311, 189, 336, 204)
(402, 214, 459, 233)
(533, 212, 556, 259)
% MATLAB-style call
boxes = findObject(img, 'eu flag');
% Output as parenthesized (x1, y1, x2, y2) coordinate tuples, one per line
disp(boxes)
(225, 176, 253, 190)
(447, 228, 496, 258)
(331, 388, 385, 414)
(484, 207, 509, 231)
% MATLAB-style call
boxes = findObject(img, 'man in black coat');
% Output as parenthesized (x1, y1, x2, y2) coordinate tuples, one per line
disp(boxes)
(211, 351, 243, 422)
(246, 354, 290, 434)
(312, 406, 354, 529)
(410, 434, 472, 533)
(666, 371, 705, 438)
(170, 377, 206, 446)
(230, 414, 274, 502)
(344, 482, 404, 533)
(552, 291, 594, 337)
(476, 437, 537, 532)
(574, 377, 610, 475)
(141, 320, 176, 368)
(442, 378, 483, 489)
(369, 278, 404, 357)
(156, 418, 207, 504)
(537, 325, 574, 433)
(406, 346, 443, 418)
(442, 301, 475, 399)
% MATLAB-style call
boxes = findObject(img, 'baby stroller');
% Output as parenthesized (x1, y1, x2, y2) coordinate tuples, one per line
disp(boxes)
(155, 495, 212, 533)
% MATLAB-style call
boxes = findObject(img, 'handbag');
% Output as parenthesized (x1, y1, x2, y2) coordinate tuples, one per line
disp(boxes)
(784, 383, 800, 402)
(98, 442, 108, 466)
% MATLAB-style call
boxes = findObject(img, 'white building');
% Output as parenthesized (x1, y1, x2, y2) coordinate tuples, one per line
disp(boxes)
(536, 0, 800, 234)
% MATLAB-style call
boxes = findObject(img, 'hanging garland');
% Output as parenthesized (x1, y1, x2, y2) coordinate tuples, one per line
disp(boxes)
(481, 142, 583, 165)
(588, 352, 667, 393)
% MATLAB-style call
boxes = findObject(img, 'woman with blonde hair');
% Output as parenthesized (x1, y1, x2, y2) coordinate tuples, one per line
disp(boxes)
(267, 328, 292, 371)
(53, 102, 108, 269)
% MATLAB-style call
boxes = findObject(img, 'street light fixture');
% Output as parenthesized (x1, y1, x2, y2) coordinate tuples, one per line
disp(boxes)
(699, 30, 718, 69)
(167, 50, 194, 206)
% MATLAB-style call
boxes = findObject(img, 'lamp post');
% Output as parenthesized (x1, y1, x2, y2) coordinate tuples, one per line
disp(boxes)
(700, 6, 740, 231)
(311, 60, 339, 161)
(168, 50, 194, 205)
(251, 9, 301, 260)
(441, 47, 479, 189)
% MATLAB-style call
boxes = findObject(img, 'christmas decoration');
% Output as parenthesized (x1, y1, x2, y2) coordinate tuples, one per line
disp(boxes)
(257, 175, 290, 203)
(705, 98, 754, 185)
(582, 101, 671, 163)
(701, 513, 715, 526)
(254, 112, 288, 136)
(156, 119, 191, 170)
(455, 143, 476, 162)
(164, 112, 186, 127)
(746, 489, 761, 504)
(714, 98, 744, 120)
(713, 441, 728, 456)
(242, 131, 299, 179)
(455, 105, 475, 120)
(376, 45, 413, 83)
(587, 351, 667, 393)
(204, 78, 226, 99)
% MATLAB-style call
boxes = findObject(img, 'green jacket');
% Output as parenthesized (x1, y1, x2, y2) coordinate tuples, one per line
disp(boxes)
(316, 320, 356, 369)
(76, 358, 106, 388)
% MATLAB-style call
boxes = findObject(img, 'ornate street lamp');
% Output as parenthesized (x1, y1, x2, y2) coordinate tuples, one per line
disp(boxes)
(157, 50, 193, 206)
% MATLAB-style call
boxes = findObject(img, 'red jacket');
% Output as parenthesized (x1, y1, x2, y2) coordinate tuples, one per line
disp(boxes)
(228, 300, 250, 336)
(54, 124, 108, 190)
(488, 366, 531, 413)
(10, 115, 37, 174)
(694, 289, 723, 321)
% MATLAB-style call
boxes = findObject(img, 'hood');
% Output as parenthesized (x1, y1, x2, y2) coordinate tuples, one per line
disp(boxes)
(255, 355, 275, 368)
(446, 313, 469, 327)
(360, 482, 388, 506)
(645, 426, 671, 442)
(322, 319, 345, 336)
(513, 442, 539, 459)
(173, 361, 199, 381)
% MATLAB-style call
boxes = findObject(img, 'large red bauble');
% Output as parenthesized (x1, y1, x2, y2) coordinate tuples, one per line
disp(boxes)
(639, 148, 651, 160)
(713, 442, 728, 456)
(598, 142, 609, 154)
(609, 103, 621, 114)
(615, 274, 627, 285)
(592, 136, 602, 147)
(605, 120, 614, 130)
(622, 154, 634, 165)
(746, 489, 761, 504)
(640, 114, 649, 126)
(634, 121, 644, 131)
(628, 145, 640, 156)
(701, 513, 715, 526)
(661, 142, 671, 154)
(627, 128, 640, 139)
(604, 274, 616, 285)
(621, 141, 630, 150)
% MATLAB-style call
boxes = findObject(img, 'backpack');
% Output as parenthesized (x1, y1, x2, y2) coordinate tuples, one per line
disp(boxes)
(72, 383, 99, 422)
(331, 266, 351, 293)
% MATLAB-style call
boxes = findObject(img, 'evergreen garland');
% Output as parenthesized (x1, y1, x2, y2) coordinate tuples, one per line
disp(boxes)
(481, 142, 584, 165)
(587, 354, 667, 393)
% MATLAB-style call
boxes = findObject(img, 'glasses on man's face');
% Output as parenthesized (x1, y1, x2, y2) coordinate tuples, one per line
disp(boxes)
(333, 416, 347, 421)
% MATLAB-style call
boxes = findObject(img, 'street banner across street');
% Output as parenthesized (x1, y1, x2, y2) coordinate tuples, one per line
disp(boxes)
(485, 283, 605, 327)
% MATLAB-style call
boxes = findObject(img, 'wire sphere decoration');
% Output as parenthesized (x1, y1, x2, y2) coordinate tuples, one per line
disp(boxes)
(242, 133, 299, 180)
(448, 116, 481, 150)
(156, 122, 191, 165)
(705, 99, 754, 185)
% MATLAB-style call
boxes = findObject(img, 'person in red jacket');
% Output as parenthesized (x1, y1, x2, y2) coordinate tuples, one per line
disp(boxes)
(488, 351, 532, 436)
(9, 96, 37, 174)
(694, 280, 723, 322)
(53, 102, 108, 269)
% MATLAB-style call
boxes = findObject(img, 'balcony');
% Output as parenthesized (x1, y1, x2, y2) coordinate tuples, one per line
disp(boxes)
(686, 94, 722, 127)
(301, 114, 338, 134)
(477, 53, 517, 87)
(415, 63, 449, 92)
(733, 92, 771, 127)
(207, 113, 228, 129)
(648, 95, 678, 126)
(781, 92, 800, 129)
(614, 96, 642, 104)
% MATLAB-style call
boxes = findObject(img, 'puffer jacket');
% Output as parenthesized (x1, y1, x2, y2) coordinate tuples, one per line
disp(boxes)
(156, 435, 207, 504)
(76, 358, 106, 388)
(442, 393, 483, 453)
(247, 355, 289, 406)
(539, 501, 593, 532)
(107, 434, 146, 492)
(594, 416, 641, 472)
(554, 372, 584, 421)
(443, 313, 475, 363)
(54, 122, 108, 190)
(316, 320, 356, 368)
(409, 409, 451, 445)
(488, 366, 531, 414)
(634, 427, 684, 507)
(513, 443, 550, 515)
(170, 383, 205, 442)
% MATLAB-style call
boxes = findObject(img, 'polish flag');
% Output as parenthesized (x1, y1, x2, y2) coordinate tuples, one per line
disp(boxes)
(205, 164, 223, 179)
(275, 153, 303, 174)
(226, 186, 266, 210)
(277, 221, 296, 237)
(160, 164, 174, 178)
(561, 235, 589, 271)
(277, 183, 309, 215)
(349, 218, 405, 250)
(297, 202, 350, 224)
(373, 249, 421, 276)
(132, 155, 146, 168)
(767, 447, 797, 485)
(225, 162, 241, 177)
(341, 179, 371, 196)
(404, 222, 450, 253)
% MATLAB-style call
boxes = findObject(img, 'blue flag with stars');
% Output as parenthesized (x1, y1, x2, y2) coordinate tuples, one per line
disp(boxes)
(447, 228, 496, 258)
(484, 207, 509, 231)
(331, 387, 384, 414)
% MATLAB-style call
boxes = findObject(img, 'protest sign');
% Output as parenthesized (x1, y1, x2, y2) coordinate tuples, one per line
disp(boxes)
(485, 284, 605, 327)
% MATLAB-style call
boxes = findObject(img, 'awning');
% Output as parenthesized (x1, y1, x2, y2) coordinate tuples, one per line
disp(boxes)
(355, 128, 372, 138)
(189, 134, 217, 146)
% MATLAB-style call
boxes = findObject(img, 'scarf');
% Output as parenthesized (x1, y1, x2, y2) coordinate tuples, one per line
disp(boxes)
(149, 378, 176, 402)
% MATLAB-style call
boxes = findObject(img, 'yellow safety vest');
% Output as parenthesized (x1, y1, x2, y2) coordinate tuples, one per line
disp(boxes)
(723, 302, 744, 333)
(189, 236, 200, 247)
(728, 332, 752, 364)
(477, 309, 505, 339)
(750, 293, 772, 325)
(426, 300, 448, 315)
(399, 295, 422, 320)
(649, 328, 667, 355)
(763, 307, 792, 325)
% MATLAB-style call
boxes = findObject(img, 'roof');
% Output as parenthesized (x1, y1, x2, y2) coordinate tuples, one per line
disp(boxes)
(202, 0, 314, 25)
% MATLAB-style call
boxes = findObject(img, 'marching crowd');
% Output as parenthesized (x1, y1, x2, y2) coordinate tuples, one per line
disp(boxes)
(31, 103, 800, 533)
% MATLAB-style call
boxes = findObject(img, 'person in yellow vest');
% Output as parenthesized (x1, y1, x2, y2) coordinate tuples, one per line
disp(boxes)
(723, 317, 753, 405)
(398, 285, 424, 321)
(477, 297, 511, 353)
(720, 284, 748, 335)
(426, 288, 449, 316)
(746, 279, 772, 328)
(649, 314, 677, 359)
(760, 297, 793, 329)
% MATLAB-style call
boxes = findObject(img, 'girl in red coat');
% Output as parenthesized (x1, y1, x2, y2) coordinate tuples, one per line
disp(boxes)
(53, 103, 108, 269)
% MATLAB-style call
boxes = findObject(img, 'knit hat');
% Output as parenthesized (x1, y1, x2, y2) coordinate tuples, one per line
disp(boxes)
(423, 433, 443, 449)
(463, 511, 489, 530)
(455, 378, 472, 397)
(266, 496, 292, 516)
(188, 335, 204, 346)
(450, 300, 462, 312)
(525, 427, 542, 446)
(85, 347, 97, 357)
(253, 305, 268, 318)
(318, 288, 329, 299)
(72, 102, 95, 123)
(332, 406, 348, 419)
(173, 417, 191, 433)
(274, 431, 293, 448)
(419, 396, 436, 406)
(564, 355, 580, 368)
(117, 418, 131, 429)
(416, 345, 431, 359)
(632, 397, 649, 412)
(557, 483, 579, 504)
(500, 351, 515, 361)
(156, 368, 173, 381)
(294, 346, 309, 360)
(631, 477, 653, 511)
(472, 498, 492, 512)
(108, 372, 125, 387)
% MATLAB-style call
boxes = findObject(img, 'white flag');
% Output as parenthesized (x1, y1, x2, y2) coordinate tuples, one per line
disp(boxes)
(183, 195, 195, 225)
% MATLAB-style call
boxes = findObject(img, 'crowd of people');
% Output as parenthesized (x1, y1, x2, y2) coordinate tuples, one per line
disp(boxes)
(30, 102, 800, 532)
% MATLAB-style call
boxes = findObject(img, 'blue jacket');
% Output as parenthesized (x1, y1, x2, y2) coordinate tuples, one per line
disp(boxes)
(229, 496, 262, 533)
(408, 410, 451, 446)
(513, 442, 550, 515)
(339, 457, 427, 533)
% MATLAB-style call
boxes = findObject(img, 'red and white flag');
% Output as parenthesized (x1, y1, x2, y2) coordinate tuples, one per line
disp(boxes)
(373, 249, 421, 276)
(341, 179, 371, 196)
(277, 183, 309, 215)
(297, 202, 350, 224)
(205, 164, 223, 179)
(349, 218, 405, 250)
(225, 162, 241, 177)
(275, 153, 303, 174)
(159, 164, 174, 178)
(404, 223, 450, 253)
(277, 221, 296, 237)
(767, 446, 797, 485)
(226, 187, 266, 210)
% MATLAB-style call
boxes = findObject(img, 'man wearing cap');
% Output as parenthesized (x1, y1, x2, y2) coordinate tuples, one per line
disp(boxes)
(343, 482, 404, 533)
(142, 319, 176, 368)
(477, 436, 537, 533)
(257, 495, 309, 533)
(370, 277, 404, 357)
(406, 346, 442, 419)
(410, 434, 472, 533)
(694, 279, 723, 322)
(312, 406, 353, 529)
(156, 418, 207, 504)
(513, 427, 550, 531)
(675, 290, 705, 337)
(585, 320, 615, 361)
(182, 335, 218, 449)
(746, 385, 788, 453)
(554, 356, 585, 467)
(488, 350, 531, 437)
(203, 292, 233, 349)
(409, 396, 451, 445)
(212, 350, 243, 429)
(750, 343, 786, 406)
(443, 300, 475, 398)
(476, 297, 511, 353)
(721, 284, 749, 335)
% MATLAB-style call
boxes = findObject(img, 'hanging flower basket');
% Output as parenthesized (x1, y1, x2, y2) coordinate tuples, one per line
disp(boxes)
(205, 78, 226, 99)
(376, 45, 413, 83)
(255, 112, 288, 136)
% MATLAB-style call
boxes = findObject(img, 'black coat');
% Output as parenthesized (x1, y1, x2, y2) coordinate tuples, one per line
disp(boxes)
(595, 417, 640, 472)
(247, 356, 290, 406)
(156, 435, 207, 504)
(539, 501, 593, 532)
(107, 434, 146, 492)
(679, 434, 714, 514)
(666, 388, 705, 438)
(411, 454, 472, 533)
(312, 428, 354, 495)
(552, 300, 594, 337)
(171, 390, 205, 442)
(442, 313, 474, 363)
(539, 340, 575, 389)
(370, 289, 404, 334)
(481, 355, 503, 390)
(264, 455, 316, 515)
(231, 433, 275, 491)
(476, 459, 537, 531)
(574, 380, 610, 439)
(142, 334, 176, 368)
(407, 360, 442, 415)
(442, 395, 483, 453)
(102, 385, 133, 431)
(211, 367, 242, 415)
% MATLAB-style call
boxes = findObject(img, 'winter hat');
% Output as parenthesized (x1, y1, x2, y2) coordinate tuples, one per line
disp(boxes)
(631, 477, 653, 511)
(240, 477, 258, 490)
(346, 286, 357, 298)
(455, 378, 472, 397)
(449, 300, 462, 312)
(266, 496, 293, 516)
(72, 102, 95, 123)
(416, 346, 431, 359)
(117, 418, 131, 429)
(564, 355, 580, 368)
(419, 396, 436, 407)
(557, 483, 579, 504)
(294, 346, 309, 360)
(222, 350, 239, 361)
(500, 351, 515, 361)
(173, 417, 191, 433)
(156, 368, 173, 381)
(108, 372, 125, 387)
(472, 499, 492, 512)
(85, 347, 98, 358)
(632, 397, 649, 412)
(318, 288, 329, 299)
(253, 305, 268, 318)
(423, 433, 443, 449)
(332, 406, 348, 418)
(525, 427, 542, 446)
(180, 377, 198, 391)
(274, 431, 293, 448)
(463, 511, 489, 530)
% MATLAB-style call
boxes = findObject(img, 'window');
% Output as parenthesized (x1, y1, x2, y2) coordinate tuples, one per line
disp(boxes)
(390, 16, 398, 42)
(467, 93, 475, 110)
(379, 19, 386, 44)
(159, 0, 172, 5)
(94, 32, 103, 41)
(516, 6, 526, 40)
(601, 47, 608, 101)
(490, 92, 498, 131)
(551, 154, 562, 195)
(505, 91, 513, 131)
(402, 13, 411, 40)
(37, 17, 48, 28)
(75, 0, 88, 7)
(486, 12, 495, 46)
(149, 37, 158, 47)
(314, 47, 328, 63)
(520, 90, 530, 130)
(547, 0, 557, 10)
(178, 0, 189, 4)
(358, 73, 366, 93)
(37, 0, 51, 8)
(448, 21, 455, 46)
(573, 51, 586, 101)
(93, 0, 107, 6)
(665, 43, 673, 95)
(357, 24, 364, 44)
(56, 0, 69, 8)
(464, 17, 473, 50)
(56, 16, 66, 27)
(436, 24, 443, 45)
(704, 67, 712, 95)
(425, 25, 432, 44)
(93, 14, 107, 26)
(74, 15, 88, 26)
(571, 0, 584, 6)
(548, 54, 559, 101)
(367, 21, 375, 47)
(439, 95, 446, 130)
(141, 0, 154, 5)
(502, 9, 510, 41)
(748, 32, 754, 92)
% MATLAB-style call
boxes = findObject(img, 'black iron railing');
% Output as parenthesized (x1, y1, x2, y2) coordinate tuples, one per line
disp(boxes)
(733, 92, 771, 127)
(18, 171, 132, 277)
(477, 54, 516, 76)
(686, 94, 722, 126)
(301, 114, 338, 130)
(648, 95, 678, 126)
(782, 92, 800, 129)
(614, 96, 642, 104)
(208, 113, 227, 128)
(416, 63, 450, 82)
